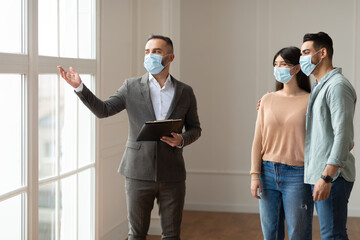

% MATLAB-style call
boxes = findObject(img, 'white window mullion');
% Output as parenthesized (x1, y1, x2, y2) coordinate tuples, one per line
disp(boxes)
(21, 74, 27, 240)
(56, 181, 60, 240)
(77, 0, 80, 58)
(22, 193, 27, 240)
(76, 81, 80, 240)
(57, 0, 60, 57)
(76, 173, 79, 240)
(27, 0, 39, 238)
(56, 74, 61, 240)
(21, 0, 27, 54)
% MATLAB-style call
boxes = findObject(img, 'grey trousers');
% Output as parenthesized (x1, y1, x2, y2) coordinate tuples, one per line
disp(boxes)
(125, 177, 186, 240)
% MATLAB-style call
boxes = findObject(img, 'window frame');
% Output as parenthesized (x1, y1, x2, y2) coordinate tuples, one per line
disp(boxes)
(0, 0, 100, 239)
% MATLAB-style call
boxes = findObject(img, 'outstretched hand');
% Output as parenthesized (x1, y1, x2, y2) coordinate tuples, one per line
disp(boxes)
(57, 66, 82, 88)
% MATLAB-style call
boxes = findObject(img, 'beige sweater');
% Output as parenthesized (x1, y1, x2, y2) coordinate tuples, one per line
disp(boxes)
(251, 92, 310, 175)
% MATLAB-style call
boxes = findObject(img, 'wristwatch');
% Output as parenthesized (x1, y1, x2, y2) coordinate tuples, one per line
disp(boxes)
(321, 175, 333, 183)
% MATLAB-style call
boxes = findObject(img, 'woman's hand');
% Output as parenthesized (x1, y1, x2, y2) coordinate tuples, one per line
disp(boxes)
(251, 177, 262, 199)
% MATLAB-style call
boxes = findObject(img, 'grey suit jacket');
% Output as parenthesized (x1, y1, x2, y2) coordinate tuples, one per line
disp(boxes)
(75, 73, 201, 182)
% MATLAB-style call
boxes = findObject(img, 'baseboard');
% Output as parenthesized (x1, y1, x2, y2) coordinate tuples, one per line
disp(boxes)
(184, 202, 360, 217)
(102, 219, 129, 240)
(184, 202, 260, 214)
(346, 207, 360, 217)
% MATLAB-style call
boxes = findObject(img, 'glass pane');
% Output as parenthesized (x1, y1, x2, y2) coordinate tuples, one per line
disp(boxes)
(0, 0, 23, 53)
(39, 75, 58, 180)
(38, 0, 58, 56)
(78, 168, 95, 239)
(59, 175, 77, 240)
(0, 75, 23, 195)
(79, 0, 95, 59)
(59, 0, 78, 58)
(59, 80, 77, 173)
(39, 183, 57, 240)
(0, 194, 26, 240)
(78, 75, 94, 167)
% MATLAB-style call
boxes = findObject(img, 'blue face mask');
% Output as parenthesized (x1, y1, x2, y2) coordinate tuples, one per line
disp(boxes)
(273, 66, 296, 84)
(299, 49, 322, 76)
(144, 53, 168, 74)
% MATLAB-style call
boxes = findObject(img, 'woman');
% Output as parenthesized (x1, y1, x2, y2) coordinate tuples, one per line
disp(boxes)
(250, 47, 314, 240)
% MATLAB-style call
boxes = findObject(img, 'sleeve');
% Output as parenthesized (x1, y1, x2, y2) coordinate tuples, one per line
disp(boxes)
(75, 80, 128, 118)
(181, 87, 202, 147)
(250, 97, 265, 175)
(326, 82, 356, 167)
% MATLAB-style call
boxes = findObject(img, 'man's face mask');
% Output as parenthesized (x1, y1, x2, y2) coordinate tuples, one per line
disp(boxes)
(299, 49, 322, 76)
(144, 53, 170, 75)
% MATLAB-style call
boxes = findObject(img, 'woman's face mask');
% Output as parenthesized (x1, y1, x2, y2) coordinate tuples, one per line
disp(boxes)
(273, 65, 297, 84)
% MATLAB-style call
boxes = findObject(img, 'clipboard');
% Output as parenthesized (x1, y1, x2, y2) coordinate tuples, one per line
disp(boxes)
(136, 119, 183, 141)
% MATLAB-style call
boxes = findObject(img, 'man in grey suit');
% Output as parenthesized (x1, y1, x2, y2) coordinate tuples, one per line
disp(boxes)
(57, 35, 201, 240)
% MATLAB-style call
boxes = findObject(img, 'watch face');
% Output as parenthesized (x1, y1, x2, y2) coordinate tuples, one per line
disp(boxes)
(321, 175, 332, 183)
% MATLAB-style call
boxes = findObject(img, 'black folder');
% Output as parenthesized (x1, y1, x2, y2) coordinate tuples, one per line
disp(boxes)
(136, 119, 183, 141)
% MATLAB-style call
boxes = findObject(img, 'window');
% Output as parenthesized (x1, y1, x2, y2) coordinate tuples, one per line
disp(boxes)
(38, 0, 96, 58)
(0, 74, 26, 240)
(0, 0, 26, 54)
(0, 0, 97, 239)
(38, 75, 95, 239)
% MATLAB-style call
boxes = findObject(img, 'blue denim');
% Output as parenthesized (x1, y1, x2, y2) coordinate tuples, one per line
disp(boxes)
(259, 161, 314, 240)
(312, 176, 354, 240)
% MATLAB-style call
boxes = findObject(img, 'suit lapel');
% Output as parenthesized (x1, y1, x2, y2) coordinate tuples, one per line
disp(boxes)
(165, 76, 184, 119)
(140, 73, 157, 120)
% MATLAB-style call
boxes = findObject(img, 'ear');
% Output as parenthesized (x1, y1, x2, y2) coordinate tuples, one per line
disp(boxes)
(167, 53, 175, 63)
(320, 48, 327, 59)
(292, 64, 301, 75)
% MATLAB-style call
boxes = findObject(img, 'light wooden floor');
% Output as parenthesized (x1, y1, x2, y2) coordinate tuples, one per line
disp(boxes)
(146, 210, 360, 240)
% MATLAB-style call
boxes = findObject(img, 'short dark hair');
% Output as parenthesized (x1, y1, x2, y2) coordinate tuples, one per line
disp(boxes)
(303, 32, 333, 59)
(273, 47, 311, 93)
(146, 35, 174, 53)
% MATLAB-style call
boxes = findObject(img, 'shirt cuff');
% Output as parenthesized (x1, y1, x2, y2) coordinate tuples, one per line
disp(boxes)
(74, 82, 84, 92)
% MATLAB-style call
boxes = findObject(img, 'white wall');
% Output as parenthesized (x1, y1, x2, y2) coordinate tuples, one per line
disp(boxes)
(99, 0, 131, 239)
(99, 0, 360, 239)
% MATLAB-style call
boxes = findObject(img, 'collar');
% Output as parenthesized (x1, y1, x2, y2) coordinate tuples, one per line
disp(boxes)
(319, 67, 342, 84)
(149, 73, 172, 88)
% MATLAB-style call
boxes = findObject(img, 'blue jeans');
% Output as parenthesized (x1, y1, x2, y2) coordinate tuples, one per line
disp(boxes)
(311, 176, 354, 240)
(259, 161, 314, 240)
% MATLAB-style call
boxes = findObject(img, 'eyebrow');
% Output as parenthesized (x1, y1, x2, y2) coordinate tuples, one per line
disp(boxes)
(301, 49, 310, 53)
(145, 48, 163, 51)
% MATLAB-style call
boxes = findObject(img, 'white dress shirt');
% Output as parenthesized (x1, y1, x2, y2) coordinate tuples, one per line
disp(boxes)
(148, 73, 175, 120)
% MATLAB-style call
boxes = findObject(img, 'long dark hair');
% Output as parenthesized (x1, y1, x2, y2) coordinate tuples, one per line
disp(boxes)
(273, 47, 311, 93)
